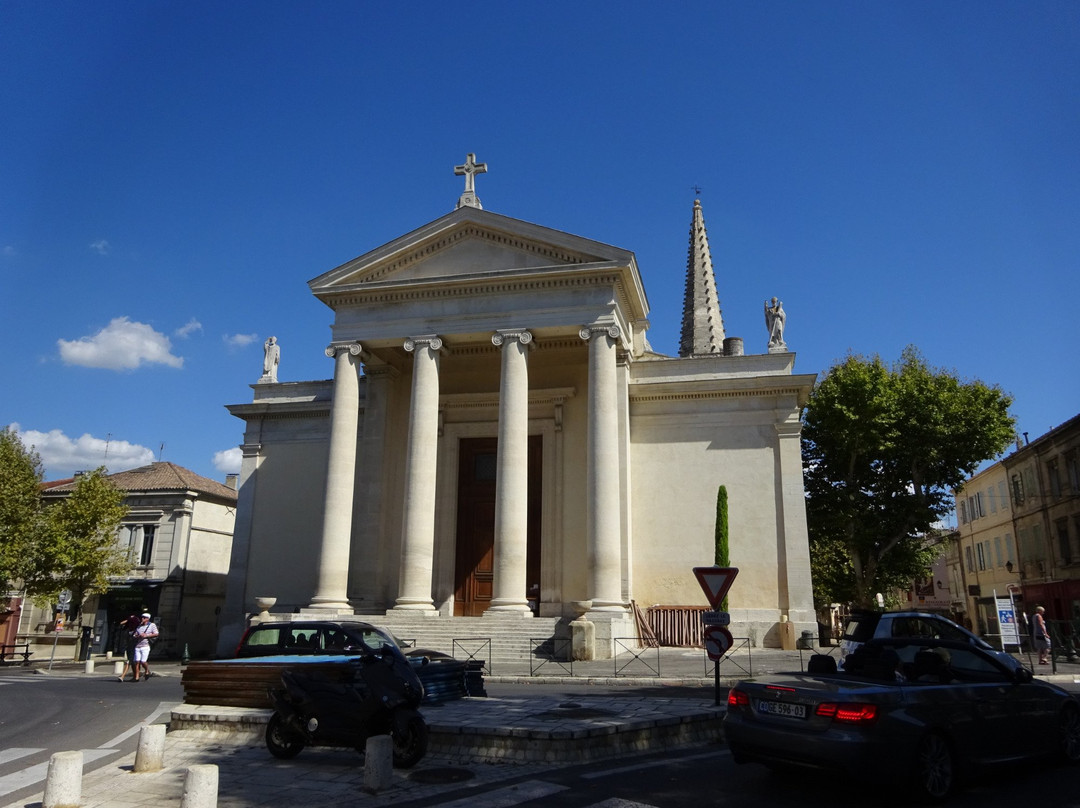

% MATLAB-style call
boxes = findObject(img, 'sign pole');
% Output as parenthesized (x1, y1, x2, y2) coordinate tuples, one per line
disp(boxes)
(714, 659, 721, 706)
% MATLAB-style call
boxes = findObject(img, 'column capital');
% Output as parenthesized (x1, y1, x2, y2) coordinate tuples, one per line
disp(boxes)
(578, 324, 621, 342)
(325, 341, 363, 358)
(404, 335, 444, 353)
(492, 328, 533, 348)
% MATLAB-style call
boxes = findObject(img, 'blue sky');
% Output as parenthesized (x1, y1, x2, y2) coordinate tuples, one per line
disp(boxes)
(2, 2, 1077, 483)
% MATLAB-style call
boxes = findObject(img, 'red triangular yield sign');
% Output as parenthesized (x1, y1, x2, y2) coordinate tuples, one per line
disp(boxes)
(693, 566, 739, 610)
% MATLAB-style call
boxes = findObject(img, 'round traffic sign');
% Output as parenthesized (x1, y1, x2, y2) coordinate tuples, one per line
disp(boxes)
(58, 590, 72, 606)
(704, 625, 734, 661)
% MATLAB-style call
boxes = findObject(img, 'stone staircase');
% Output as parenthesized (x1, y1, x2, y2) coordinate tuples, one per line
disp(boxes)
(366, 613, 568, 668)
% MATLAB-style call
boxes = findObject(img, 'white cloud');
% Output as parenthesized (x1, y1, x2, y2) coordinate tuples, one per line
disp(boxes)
(10, 423, 155, 477)
(224, 333, 259, 349)
(213, 446, 242, 475)
(58, 317, 184, 370)
(89, 239, 110, 255)
(175, 318, 203, 338)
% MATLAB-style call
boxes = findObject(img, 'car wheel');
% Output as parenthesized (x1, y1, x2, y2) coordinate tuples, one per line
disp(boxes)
(1058, 704, 1080, 764)
(391, 709, 429, 769)
(265, 713, 305, 760)
(913, 732, 954, 803)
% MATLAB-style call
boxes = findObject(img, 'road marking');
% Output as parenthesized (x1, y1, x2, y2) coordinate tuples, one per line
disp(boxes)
(0, 749, 43, 766)
(0, 748, 116, 797)
(99, 701, 181, 748)
(580, 749, 728, 780)
(430, 780, 567, 808)
(588, 800, 660, 808)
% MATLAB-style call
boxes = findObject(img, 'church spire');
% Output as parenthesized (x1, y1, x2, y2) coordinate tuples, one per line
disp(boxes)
(678, 197, 726, 357)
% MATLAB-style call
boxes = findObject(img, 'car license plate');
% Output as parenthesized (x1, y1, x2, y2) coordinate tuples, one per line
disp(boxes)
(757, 700, 806, 719)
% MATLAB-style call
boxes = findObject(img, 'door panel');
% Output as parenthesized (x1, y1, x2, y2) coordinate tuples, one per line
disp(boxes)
(454, 436, 542, 616)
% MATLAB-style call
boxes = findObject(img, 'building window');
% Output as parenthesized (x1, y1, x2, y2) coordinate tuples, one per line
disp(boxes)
(975, 492, 985, 518)
(958, 501, 968, 524)
(994, 536, 1003, 567)
(976, 543, 986, 571)
(1048, 460, 1062, 499)
(989, 487, 997, 514)
(998, 480, 1008, 510)
(1067, 452, 1079, 494)
(1058, 518, 1072, 565)
(965, 546, 975, 573)
(1011, 474, 1025, 506)
(139, 525, 156, 567)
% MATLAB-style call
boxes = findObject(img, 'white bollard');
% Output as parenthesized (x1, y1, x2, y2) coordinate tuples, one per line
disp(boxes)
(364, 734, 394, 793)
(180, 764, 219, 808)
(84, 658, 95, 674)
(133, 724, 166, 772)
(114, 660, 125, 676)
(42, 750, 82, 808)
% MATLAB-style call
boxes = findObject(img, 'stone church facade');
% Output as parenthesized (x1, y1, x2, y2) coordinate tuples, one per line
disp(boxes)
(218, 163, 815, 657)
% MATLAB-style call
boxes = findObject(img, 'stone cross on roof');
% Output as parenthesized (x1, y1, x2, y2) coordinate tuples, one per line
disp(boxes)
(454, 152, 488, 210)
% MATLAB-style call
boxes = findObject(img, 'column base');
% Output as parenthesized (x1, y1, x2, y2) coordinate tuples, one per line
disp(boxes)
(392, 598, 438, 613)
(483, 603, 533, 617)
(307, 598, 353, 611)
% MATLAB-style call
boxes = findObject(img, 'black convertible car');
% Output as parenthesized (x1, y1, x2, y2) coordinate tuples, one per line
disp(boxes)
(723, 638, 1080, 802)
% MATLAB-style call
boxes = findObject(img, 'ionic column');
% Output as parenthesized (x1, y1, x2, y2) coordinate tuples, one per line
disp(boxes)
(487, 329, 533, 615)
(579, 324, 626, 612)
(309, 342, 362, 610)
(394, 335, 443, 612)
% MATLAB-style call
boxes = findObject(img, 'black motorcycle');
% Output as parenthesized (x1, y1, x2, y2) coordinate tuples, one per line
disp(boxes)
(265, 645, 429, 768)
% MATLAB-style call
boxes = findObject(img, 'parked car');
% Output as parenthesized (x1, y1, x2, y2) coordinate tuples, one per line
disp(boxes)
(234, 620, 449, 663)
(724, 637, 1080, 801)
(839, 610, 1002, 668)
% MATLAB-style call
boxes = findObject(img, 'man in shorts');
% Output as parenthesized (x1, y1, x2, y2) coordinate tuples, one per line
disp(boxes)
(132, 613, 159, 681)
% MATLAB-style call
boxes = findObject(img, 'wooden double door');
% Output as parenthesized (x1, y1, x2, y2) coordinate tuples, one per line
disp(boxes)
(453, 436, 542, 617)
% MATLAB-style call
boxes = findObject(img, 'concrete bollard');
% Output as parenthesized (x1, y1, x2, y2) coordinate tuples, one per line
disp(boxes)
(363, 734, 393, 793)
(133, 724, 166, 772)
(114, 660, 125, 676)
(84, 658, 95, 674)
(42, 750, 82, 808)
(180, 764, 218, 808)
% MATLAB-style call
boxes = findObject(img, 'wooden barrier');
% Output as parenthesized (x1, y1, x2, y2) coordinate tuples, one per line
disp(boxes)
(181, 657, 484, 709)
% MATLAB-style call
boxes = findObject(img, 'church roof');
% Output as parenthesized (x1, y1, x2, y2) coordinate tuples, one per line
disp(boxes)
(678, 198, 726, 357)
(44, 462, 238, 502)
(308, 205, 648, 319)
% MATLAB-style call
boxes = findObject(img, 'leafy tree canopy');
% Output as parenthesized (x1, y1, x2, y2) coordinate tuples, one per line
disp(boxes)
(25, 468, 131, 619)
(0, 427, 45, 592)
(803, 347, 1015, 609)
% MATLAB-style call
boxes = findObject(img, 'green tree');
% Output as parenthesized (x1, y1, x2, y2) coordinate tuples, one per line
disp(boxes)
(23, 468, 131, 621)
(714, 484, 729, 609)
(0, 427, 45, 592)
(802, 347, 1015, 609)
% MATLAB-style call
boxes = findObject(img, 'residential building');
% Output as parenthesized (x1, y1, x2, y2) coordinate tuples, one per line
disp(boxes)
(1003, 413, 1080, 621)
(11, 462, 237, 660)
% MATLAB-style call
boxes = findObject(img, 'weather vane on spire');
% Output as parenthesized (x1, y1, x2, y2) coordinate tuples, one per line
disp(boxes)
(454, 153, 488, 210)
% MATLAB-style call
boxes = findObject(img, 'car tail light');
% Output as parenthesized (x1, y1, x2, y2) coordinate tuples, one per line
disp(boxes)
(727, 689, 750, 708)
(815, 702, 878, 724)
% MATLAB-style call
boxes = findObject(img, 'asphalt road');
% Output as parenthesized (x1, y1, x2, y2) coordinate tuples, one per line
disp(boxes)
(2, 671, 1079, 808)
(0, 666, 182, 807)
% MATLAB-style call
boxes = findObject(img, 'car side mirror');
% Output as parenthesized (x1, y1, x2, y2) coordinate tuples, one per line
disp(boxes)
(1014, 667, 1033, 684)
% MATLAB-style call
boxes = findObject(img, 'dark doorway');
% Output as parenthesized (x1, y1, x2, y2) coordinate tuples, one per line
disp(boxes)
(453, 435, 542, 616)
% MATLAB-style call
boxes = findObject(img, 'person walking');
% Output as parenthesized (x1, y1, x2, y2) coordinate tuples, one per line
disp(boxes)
(132, 613, 159, 681)
(1033, 605, 1052, 665)
(116, 612, 141, 682)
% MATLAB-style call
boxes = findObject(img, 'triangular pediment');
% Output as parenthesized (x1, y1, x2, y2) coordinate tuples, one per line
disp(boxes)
(310, 207, 635, 292)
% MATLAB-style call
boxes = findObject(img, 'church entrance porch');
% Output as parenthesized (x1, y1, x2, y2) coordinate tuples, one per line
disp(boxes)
(453, 436, 542, 617)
